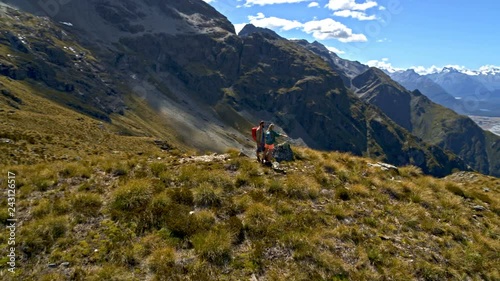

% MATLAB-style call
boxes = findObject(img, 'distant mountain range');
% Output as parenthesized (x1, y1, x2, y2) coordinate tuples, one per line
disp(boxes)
(382, 67, 500, 117)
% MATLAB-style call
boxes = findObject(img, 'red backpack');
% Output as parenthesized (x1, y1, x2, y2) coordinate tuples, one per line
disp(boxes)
(251, 127, 258, 141)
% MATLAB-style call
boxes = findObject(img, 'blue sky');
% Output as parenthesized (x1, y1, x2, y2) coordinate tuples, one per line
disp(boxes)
(204, 0, 500, 74)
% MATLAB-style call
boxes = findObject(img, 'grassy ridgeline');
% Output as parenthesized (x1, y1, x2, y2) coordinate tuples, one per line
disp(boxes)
(0, 147, 498, 280)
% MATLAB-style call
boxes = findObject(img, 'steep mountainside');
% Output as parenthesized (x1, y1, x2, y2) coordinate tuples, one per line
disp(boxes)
(352, 68, 500, 177)
(353, 68, 413, 131)
(0, 1, 471, 176)
(0, 0, 255, 154)
(293, 39, 368, 88)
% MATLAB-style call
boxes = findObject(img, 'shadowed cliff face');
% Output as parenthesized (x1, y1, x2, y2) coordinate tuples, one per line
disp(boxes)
(353, 68, 413, 132)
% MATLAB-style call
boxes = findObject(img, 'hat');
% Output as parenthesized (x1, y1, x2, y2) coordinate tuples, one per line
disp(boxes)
(260, 120, 265, 125)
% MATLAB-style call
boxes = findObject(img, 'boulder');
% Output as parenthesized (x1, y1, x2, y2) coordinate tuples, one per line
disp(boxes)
(273, 143, 294, 162)
(154, 140, 172, 151)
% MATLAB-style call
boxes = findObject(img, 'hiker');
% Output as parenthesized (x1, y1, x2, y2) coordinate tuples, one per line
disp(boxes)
(254, 121, 266, 163)
(264, 123, 287, 162)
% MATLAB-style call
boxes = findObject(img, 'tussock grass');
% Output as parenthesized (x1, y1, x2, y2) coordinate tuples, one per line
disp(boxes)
(4, 145, 499, 280)
(193, 183, 222, 208)
(399, 165, 424, 177)
(20, 216, 69, 256)
(70, 192, 103, 218)
(284, 174, 320, 200)
(148, 246, 176, 274)
(192, 227, 233, 265)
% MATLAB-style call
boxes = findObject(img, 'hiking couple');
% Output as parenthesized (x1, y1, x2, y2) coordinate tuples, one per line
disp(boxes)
(254, 121, 287, 163)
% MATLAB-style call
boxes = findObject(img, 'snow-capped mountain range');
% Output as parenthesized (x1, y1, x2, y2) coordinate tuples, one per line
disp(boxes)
(378, 65, 500, 117)
(426, 65, 500, 76)
(381, 65, 500, 77)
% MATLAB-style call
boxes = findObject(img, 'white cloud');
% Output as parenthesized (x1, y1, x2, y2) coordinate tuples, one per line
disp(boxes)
(333, 10, 377, 20)
(248, 12, 266, 20)
(365, 58, 442, 75)
(365, 58, 402, 73)
(202, 0, 214, 3)
(239, 14, 369, 43)
(410, 65, 441, 75)
(308, 2, 320, 8)
(378, 5, 386, 10)
(325, 0, 378, 11)
(248, 12, 303, 31)
(325, 46, 345, 54)
(244, 0, 308, 7)
(302, 18, 367, 42)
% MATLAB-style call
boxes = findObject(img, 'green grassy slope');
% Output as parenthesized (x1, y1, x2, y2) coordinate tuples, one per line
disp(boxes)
(0, 76, 190, 167)
(0, 146, 498, 280)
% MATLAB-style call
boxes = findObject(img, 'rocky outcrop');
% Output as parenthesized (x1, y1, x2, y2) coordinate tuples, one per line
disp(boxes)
(273, 143, 294, 162)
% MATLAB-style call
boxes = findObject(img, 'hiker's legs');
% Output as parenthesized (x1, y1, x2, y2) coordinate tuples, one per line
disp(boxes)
(256, 144, 265, 162)
(267, 149, 274, 161)
(264, 144, 275, 162)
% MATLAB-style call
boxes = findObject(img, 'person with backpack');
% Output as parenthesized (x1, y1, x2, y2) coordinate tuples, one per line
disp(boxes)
(264, 123, 287, 162)
(252, 121, 266, 163)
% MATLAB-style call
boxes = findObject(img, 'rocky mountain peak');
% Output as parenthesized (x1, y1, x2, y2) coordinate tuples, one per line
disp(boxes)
(238, 24, 282, 39)
(354, 67, 401, 88)
(311, 41, 330, 52)
(393, 69, 420, 80)
(441, 66, 461, 74)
